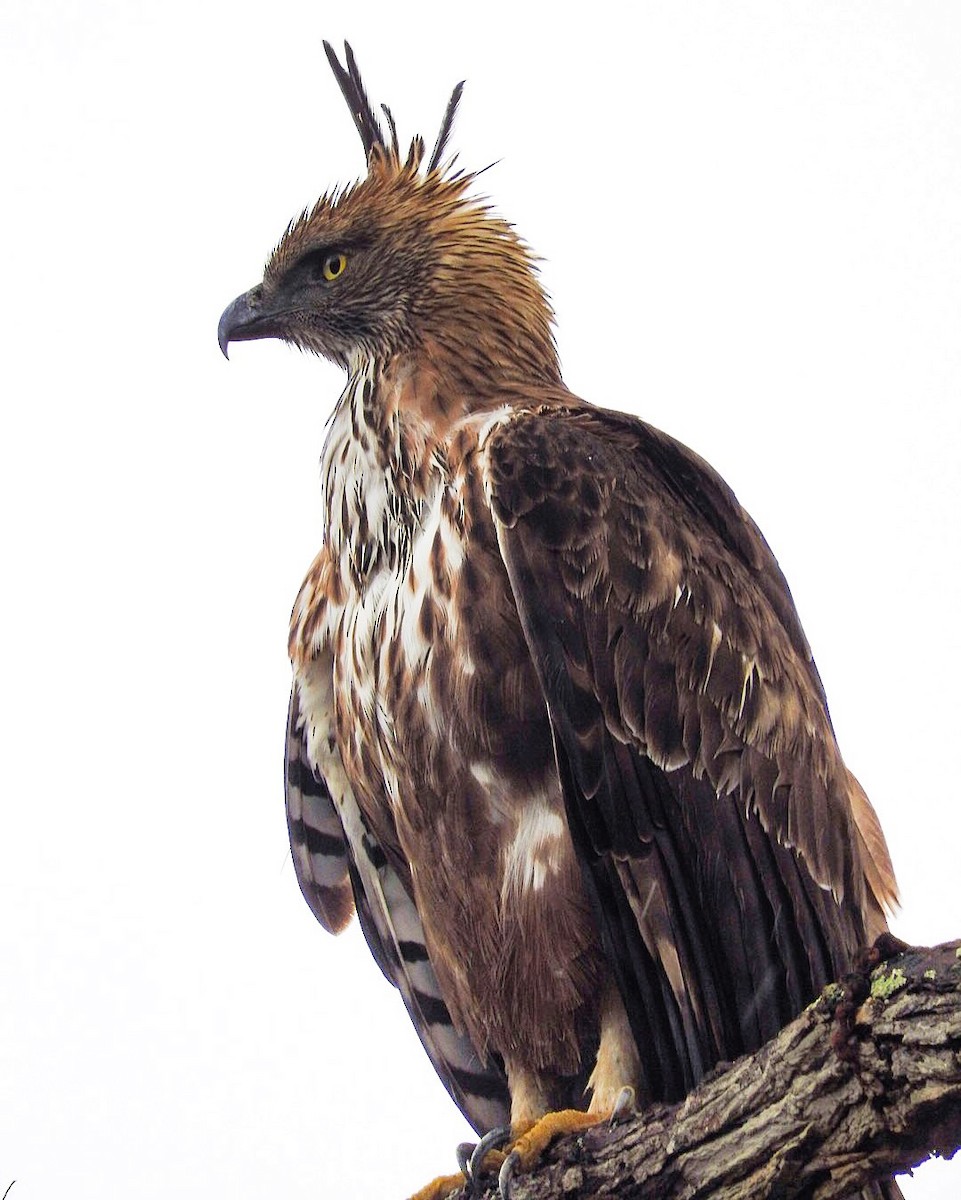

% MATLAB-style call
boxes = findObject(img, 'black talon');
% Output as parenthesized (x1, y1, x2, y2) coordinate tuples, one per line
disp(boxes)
(467, 1126, 512, 1193)
(609, 1085, 636, 1126)
(456, 1142, 475, 1179)
(498, 1150, 520, 1200)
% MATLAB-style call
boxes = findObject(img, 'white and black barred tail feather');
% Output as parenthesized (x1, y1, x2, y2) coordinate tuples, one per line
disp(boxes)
(285, 691, 354, 933)
(285, 686, 510, 1133)
(340, 793, 511, 1135)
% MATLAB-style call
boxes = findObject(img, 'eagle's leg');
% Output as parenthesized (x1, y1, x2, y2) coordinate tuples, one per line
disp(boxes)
(496, 1085, 636, 1200)
(587, 979, 643, 1114)
(492, 983, 640, 1198)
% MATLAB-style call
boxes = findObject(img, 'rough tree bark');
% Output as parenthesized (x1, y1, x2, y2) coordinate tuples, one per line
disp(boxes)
(443, 940, 961, 1200)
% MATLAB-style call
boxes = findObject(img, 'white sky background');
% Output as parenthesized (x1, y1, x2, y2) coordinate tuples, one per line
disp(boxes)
(1, 2, 959, 1198)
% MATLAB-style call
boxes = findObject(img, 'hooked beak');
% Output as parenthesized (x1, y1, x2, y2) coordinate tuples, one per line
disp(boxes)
(217, 288, 280, 359)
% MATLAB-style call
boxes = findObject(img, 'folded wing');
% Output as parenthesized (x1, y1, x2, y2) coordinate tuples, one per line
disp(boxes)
(484, 403, 897, 1100)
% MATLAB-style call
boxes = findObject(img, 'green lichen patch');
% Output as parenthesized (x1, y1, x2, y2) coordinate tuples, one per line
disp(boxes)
(923, 969, 937, 981)
(870, 966, 907, 999)
(819, 982, 846, 1007)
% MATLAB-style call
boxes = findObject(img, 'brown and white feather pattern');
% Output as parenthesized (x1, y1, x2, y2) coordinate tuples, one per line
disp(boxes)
(290, 360, 604, 1111)
(288, 414, 512, 1129)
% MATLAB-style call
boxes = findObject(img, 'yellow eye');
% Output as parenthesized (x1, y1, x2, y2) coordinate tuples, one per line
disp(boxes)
(322, 252, 347, 281)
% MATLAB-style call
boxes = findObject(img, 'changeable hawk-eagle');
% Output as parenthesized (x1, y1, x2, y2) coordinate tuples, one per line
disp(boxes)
(219, 41, 900, 1200)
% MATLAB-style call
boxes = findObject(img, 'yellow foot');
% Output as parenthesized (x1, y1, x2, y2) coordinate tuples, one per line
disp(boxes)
(407, 1171, 466, 1200)
(498, 1089, 636, 1198)
(409, 1091, 637, 1200)
(509, 1108, 603, 1170)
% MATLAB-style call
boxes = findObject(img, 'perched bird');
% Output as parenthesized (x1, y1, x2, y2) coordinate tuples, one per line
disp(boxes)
(219, 42, 902, 1199)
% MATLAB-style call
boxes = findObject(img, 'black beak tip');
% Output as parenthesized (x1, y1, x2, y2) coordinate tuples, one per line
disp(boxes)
(217, 305, 234, 360)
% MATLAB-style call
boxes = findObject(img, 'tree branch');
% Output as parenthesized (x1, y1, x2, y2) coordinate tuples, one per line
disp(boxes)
(452, 939, 961, 1200)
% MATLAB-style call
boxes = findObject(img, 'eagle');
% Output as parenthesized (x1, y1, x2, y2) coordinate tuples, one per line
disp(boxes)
(219, 42, 901, 1200)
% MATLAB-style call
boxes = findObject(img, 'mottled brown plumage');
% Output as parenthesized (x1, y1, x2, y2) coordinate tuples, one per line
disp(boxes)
(219, 42, 900, 1198)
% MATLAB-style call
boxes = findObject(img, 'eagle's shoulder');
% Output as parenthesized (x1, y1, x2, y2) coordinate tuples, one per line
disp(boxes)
(483, 401, 815, 677)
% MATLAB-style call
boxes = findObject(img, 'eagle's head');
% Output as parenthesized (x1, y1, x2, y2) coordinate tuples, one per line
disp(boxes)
(218, 42, 559, 386)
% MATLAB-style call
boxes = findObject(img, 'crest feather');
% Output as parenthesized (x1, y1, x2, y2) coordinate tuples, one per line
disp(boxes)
(323, 40, 464, 176)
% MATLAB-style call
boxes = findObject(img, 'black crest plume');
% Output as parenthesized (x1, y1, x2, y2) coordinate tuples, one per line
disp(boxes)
(323, 40, 464, 172)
